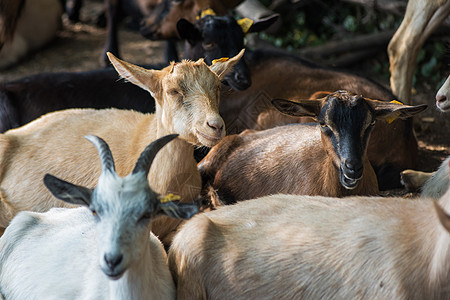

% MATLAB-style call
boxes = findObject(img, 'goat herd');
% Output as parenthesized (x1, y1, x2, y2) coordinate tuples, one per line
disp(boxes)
(0, 1, 450, 299)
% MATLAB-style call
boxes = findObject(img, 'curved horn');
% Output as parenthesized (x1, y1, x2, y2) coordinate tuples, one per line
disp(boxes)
(132, 134, 179, 176)
(85, 135, 116, 174)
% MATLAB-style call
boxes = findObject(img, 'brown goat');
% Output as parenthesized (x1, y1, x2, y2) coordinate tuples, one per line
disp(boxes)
(200, 91, 426, 203)
(219, 50, 425, 190)
(0, 50, 243, 245)
(169, 175, 450, 299)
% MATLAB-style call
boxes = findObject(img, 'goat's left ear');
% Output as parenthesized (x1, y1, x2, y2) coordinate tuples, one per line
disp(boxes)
(177, 19, 201, 43)
(245, 14, 279, 34)
(157, 195, 199, 219)
(433, 201, 450, 233)
(210, 49, 245, 79)
(107, 52, 163, 96)
(369, 100, 427, 122)
(271, 98, 322, 117)
(43, 174, 92, 206)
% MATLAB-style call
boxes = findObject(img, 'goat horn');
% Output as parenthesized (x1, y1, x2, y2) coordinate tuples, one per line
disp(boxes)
(132, 134, 179, 176)
(85, 135, 116, 174)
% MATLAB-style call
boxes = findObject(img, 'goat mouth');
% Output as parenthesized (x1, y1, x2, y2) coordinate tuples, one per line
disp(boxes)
(340, 171, 361, 190)
(103, 268, 126, 280)
(437, 101, 450, 112)
(195, 129, 223, 146)
(224, 74, 251, 91)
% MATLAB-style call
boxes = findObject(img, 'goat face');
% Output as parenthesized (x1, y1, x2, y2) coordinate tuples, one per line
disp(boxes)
(177, 15, 279, 91)
(43, 135, 198, 280)
(436, 75, 450, 112)
(272, 90, 427, 190)
(107, 50, 244, 147)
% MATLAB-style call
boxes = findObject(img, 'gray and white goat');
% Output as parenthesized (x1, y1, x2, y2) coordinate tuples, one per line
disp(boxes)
(0, 134, 198, 300)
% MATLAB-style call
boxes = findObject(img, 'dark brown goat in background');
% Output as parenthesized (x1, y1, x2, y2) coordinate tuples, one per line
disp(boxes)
(200, 90, 427, 203)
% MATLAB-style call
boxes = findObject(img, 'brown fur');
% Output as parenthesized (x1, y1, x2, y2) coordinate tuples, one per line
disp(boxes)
(200, 91, 427, 203)
(0, 51, 243, 245)
(169, 187, 450, 299)
(219, 50, 425, 189)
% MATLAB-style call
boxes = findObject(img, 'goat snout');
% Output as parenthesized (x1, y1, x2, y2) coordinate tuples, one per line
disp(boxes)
(436, 93, 449, 111)
(207, 119, 224, 133)
(340, 159, 363, 190)
(104, 253, 123, 270)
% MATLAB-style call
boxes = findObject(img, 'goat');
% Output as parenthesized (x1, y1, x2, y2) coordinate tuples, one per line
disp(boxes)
(437, 74, 450, 111)
(177, 14, 278, 91)
(199, 90, 427, 203)
(0, 0, 63, 69)
(218, 49, 426, 190)
(0, 134, 199, 299)
(0, 66, 160, 133)
(388, 0, 450, 103)
(169, 163, 450, 299)
(140, 0, 244, 41)
(0, 50, 243, 245)
(401, 74, 450, 198)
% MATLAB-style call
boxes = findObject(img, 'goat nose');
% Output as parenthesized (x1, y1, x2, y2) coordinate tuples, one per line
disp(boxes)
(104, 254, 123, 269)
(345, 160, 363, 174)
(207, 120, 224, 132)
(436, 94, 447, 104)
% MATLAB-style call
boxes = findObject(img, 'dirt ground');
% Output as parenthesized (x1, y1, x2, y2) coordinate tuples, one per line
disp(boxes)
(0, 5, 448, 180)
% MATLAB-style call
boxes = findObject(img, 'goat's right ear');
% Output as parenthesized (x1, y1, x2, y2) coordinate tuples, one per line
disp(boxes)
(271, 98, 322, 117)
(107, 52, 163, 96)
(177, 19, 201, 43)
(43, 174, 92, 206)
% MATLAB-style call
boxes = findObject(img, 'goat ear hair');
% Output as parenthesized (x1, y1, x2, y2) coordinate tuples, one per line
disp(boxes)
(371, 100, 428, 120)
(157, 201, 199, 220)
(132, 134, 179, 176)
(271, 98, 320, 117)
(43, 174, 92, 206)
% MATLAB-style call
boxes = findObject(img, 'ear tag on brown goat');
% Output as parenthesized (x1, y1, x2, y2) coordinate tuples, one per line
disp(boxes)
(197, 8, 216, 20)
(160, 193, 181, 203)
(212, 57, 229, 65)
(386, 100, 404, 124)
(237, 18, 254, 34)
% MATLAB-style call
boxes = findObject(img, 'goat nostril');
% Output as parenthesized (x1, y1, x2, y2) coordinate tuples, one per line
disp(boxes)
(436, 94, 447, 103)
(207, 121, 223, 132)
(105, 254, 123, 268)
(345, 160, 362, 173)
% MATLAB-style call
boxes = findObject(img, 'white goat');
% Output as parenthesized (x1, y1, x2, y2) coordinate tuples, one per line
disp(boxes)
(0, 134, 199, 299)
(169, 170, 450, 299)
(0, 50, 243, 245)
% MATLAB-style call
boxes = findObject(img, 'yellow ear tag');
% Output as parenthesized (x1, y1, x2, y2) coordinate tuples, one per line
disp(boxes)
(196, 8, 216, 20)
(237, 18, 254, 34)
(385, 100, 404, 123)
(160, 193, 181, 203)
(212, 57, 229, 65)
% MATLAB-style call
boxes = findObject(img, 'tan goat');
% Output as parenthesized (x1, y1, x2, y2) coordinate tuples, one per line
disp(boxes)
(0, 50, 244, 245)
(169, 161, 450, 299)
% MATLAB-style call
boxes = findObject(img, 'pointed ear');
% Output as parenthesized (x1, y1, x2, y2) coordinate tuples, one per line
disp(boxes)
(367, 99, 428, 123)
(271, 98, 323, 117)
(157, 196, 199, 219)
(433, 201, 450, 233)
(107, 52, 163, 95)
(177, 19, 201, 43)
(247, 14, 279, 33)
(43, 174, 92, 206)
(210, 49, 245, 79)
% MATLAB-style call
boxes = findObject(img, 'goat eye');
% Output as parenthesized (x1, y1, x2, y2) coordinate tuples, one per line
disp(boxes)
(370, 120, 376, 126)
(90, 209, 97, 216)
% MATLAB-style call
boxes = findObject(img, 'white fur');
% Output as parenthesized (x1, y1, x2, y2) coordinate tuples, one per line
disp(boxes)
(169, 185, 450, 299)
(0, 0, 62, 69)
(422, 157, 450, 199)
(436, 75, 450, 111)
